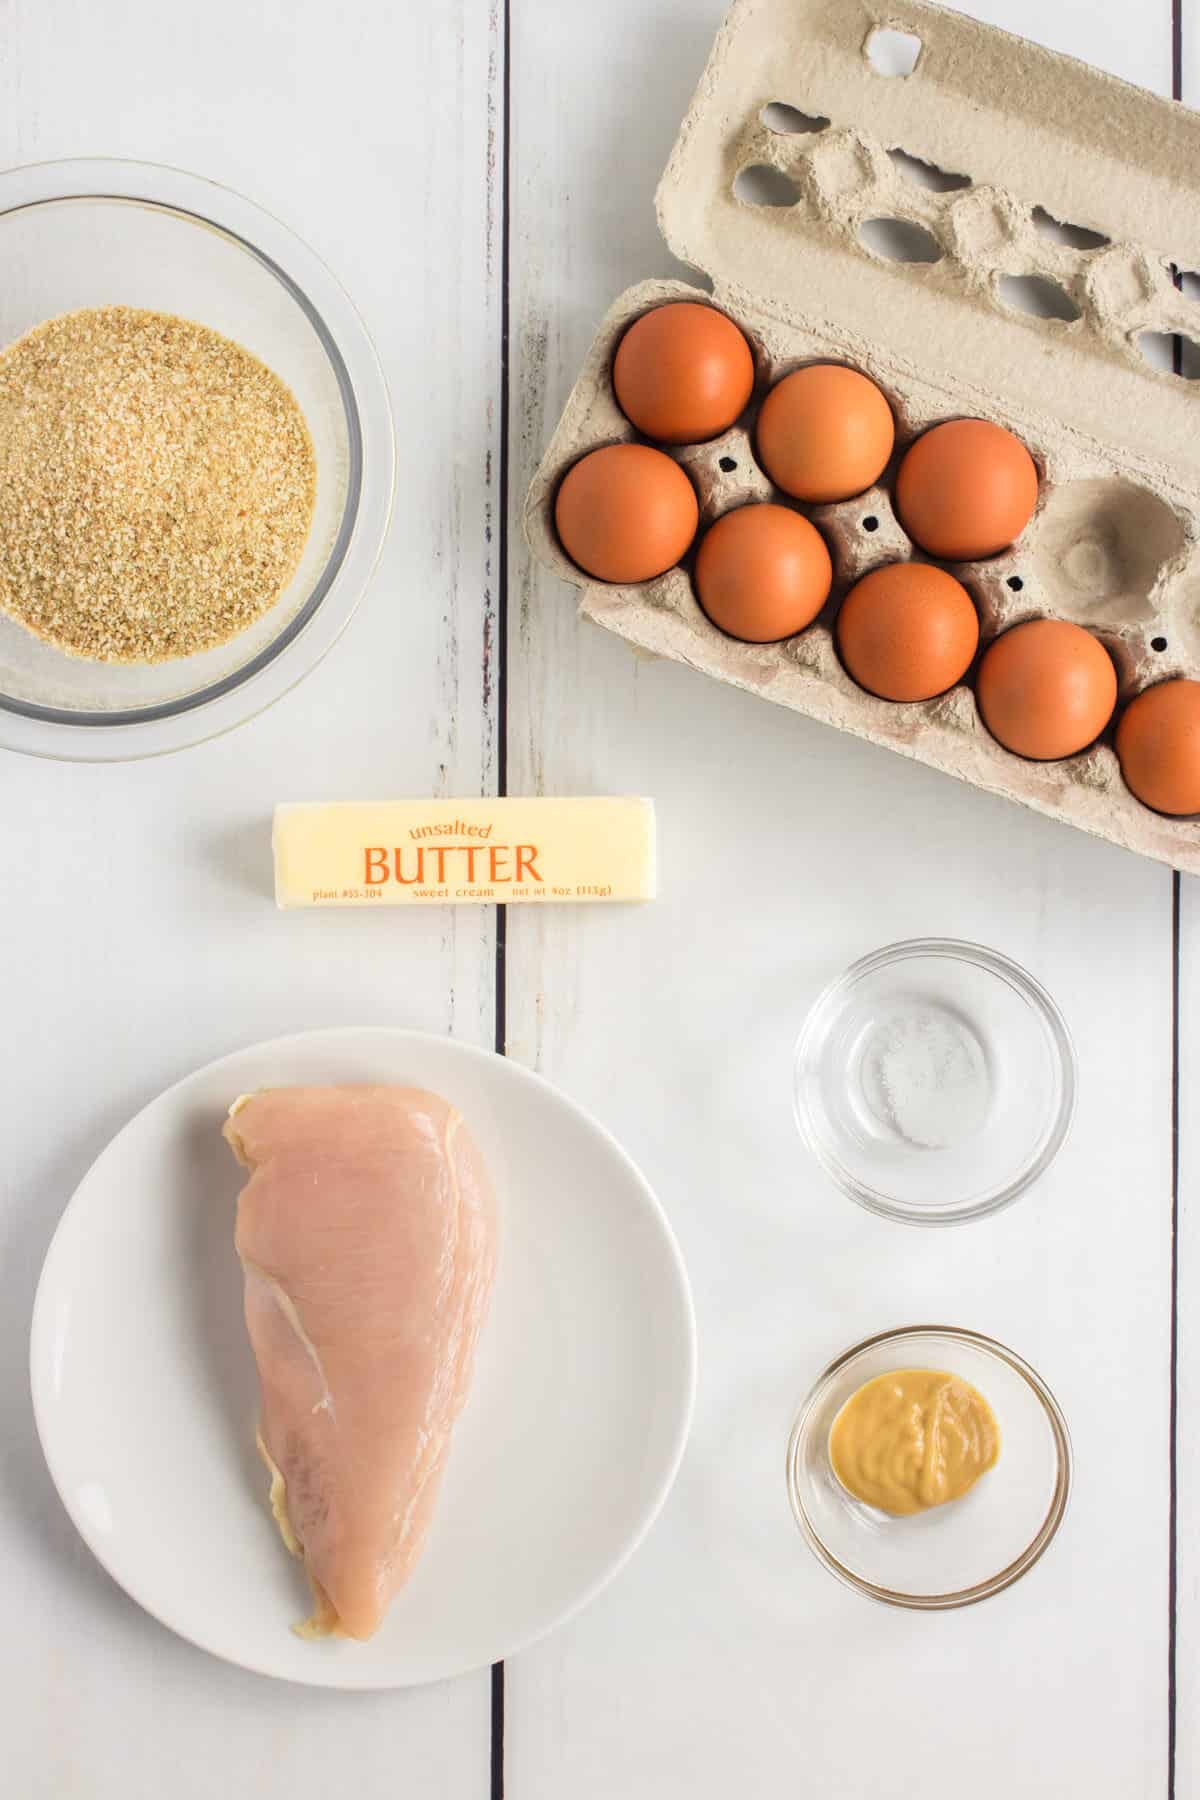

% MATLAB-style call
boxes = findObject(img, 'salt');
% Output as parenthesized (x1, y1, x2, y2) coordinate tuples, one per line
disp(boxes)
(859, 1009, 991, 1149)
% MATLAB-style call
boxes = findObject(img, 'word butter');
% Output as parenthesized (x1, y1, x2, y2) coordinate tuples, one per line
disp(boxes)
(273, 798, 656, 907)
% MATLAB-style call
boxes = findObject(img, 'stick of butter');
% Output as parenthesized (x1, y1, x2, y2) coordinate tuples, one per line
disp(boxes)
(273, 798, 656, 907)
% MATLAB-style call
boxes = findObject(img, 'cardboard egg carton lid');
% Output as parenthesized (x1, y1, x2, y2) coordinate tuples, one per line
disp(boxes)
(525, 0, 1200, 871)
(660, 0, 1200, 475)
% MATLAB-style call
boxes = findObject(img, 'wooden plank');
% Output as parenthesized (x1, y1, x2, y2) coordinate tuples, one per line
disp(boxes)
(0, 0, 502, 1793)
(503, 1, 1175, 1794)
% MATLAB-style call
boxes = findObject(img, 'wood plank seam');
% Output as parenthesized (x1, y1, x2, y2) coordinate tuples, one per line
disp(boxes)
(1170, 20, 1181, 1800)
(492, 0, 513, 1795)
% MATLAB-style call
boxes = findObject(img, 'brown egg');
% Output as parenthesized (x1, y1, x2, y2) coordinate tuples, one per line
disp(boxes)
(976, 619, 1117, 760)
(694, 503, 831, 643)
(837, 562, 979, 702)
(756, 364, 895, 503)
(896, 419, 1039, 560)
(1116, 678, 1200, 815)
(612, 302, 755, 444)
(555, 443, 698, 583)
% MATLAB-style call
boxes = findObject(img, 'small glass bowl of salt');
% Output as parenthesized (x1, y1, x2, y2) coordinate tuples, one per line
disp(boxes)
(793, 939, 1076, 1225)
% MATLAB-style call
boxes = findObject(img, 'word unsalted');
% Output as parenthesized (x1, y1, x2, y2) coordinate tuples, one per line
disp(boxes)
(273, 798, 656, 907)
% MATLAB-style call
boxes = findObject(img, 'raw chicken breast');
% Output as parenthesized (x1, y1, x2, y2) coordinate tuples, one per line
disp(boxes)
(224, 1085, 496, 1641)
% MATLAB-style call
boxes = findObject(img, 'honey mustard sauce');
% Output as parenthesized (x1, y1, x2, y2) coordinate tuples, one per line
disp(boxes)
(828, 1368, 1000, 1516)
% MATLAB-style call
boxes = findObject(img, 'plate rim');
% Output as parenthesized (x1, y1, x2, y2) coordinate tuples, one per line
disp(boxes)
(29, 1025, 698, 1689)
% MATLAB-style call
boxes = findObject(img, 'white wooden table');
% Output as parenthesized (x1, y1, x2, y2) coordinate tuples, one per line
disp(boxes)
(0, 1, 1194, 1794)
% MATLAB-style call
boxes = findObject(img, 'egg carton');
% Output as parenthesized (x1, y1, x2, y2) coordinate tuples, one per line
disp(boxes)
(524, 0, 1200, 873)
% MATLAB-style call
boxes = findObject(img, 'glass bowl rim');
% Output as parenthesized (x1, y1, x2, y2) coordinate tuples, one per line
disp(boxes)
(792, 936, 1078, 1226)
(0, 156, 396, 762)
(785, 1323, 1073, 1611)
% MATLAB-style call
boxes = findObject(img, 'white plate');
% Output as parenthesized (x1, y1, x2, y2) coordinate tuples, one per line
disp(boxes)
(29, 1028, 696, 1688)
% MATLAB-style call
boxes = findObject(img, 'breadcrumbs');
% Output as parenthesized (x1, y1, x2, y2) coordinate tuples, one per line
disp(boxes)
(0, 305, 317, 663)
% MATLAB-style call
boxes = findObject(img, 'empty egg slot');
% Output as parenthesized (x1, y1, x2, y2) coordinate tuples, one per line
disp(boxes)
(760, 102, 829, 134)
(888, 148, 970, 193)
(858, 218, 942, 263)
(998, 275, 1080, 323)
(1031, 207, 1109, 251)
(733, 164, 800, 207)
(1029, 477, 1184, 625)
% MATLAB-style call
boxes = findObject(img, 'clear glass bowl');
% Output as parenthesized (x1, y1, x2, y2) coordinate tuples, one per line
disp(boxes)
(0, 159, 395, 760)
(793, 938, 1076, 1225)
(787, 1326, 1072, 1609)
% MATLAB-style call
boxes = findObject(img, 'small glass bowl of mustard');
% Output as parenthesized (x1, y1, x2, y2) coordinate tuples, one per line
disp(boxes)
(786, 1326, 1072, 1610)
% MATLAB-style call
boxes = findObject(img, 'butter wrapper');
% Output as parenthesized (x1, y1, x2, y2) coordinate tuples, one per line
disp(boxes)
(273, 798, 656, 907)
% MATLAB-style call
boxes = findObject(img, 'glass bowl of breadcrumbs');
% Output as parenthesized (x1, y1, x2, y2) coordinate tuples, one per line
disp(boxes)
(0, 159, 394, 759)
